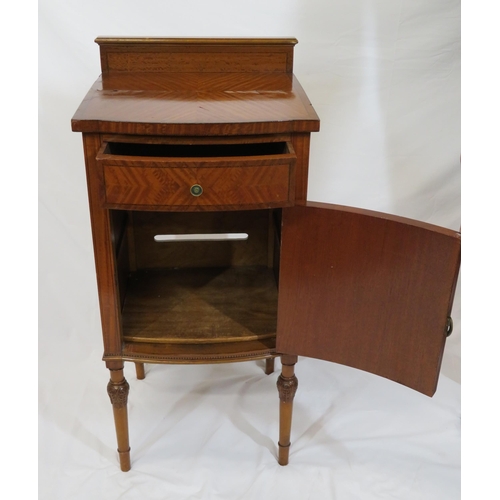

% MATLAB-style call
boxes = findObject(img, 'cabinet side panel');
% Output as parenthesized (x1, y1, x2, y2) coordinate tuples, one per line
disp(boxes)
(291, 133, 310, 201)
(83, 133, 123, 355)
(277, 204, 461, 396)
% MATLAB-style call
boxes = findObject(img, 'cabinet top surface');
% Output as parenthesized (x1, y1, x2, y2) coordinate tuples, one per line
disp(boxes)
(71, 37, 319, 136)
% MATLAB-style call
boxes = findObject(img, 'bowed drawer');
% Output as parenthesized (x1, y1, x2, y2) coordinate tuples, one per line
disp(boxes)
(96, 140, 296, 211)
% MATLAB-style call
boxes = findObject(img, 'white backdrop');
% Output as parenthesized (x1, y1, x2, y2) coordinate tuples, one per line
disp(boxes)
(39, 1, 461, 499)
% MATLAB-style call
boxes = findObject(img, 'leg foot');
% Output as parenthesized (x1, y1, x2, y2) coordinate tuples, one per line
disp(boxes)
(117, 448, 131, 472)
(265, 357, 275, 375)
(278, 442, 291, 465)
(107, 368, 131, 471)
(276, 354, 298, 466)
(135, 362, 146, 380)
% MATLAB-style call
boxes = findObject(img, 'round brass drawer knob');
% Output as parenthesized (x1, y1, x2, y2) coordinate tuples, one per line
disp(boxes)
(190, 184, 203, 197)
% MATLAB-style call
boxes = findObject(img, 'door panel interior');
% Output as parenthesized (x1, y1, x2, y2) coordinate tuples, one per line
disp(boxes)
(276, 202, 461, 396)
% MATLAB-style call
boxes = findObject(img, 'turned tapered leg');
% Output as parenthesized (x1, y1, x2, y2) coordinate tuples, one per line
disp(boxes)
(265, 357, 275, 375)
(276, 354, 298, 466)
(107, 368, 131, 471)
(135, 362, 146, 380)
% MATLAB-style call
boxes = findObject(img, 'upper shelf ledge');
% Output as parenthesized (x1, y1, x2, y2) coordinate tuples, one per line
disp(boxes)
(95, 37, 298, 45)
(96, 37, 298, 75)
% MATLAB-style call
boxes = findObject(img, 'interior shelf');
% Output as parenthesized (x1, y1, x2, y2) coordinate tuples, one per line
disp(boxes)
(121, 265, 278, 345)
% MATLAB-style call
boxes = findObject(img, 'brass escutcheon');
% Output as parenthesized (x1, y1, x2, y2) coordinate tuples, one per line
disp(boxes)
(190, 184, 203, 197)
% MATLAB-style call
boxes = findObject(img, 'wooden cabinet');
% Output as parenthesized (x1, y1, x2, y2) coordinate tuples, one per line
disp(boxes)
(72, 37, 461, 471)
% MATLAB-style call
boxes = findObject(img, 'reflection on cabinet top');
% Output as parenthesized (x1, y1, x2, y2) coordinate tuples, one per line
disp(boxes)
(71, 37, 320, 136)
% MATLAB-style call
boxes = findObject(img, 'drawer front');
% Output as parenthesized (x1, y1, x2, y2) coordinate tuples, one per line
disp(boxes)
(103, 164, 293, 209)
(97, 140, 296, 209)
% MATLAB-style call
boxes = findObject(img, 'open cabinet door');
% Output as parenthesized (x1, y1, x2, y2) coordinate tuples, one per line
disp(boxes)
(276, 202, 460, 396)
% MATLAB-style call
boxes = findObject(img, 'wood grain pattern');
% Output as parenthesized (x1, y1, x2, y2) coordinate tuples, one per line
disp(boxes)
(277, 354, 298, 466)
(71, 75, 319, 136)
(107, 51, 289, 74)
(291, 133, 311, 201)
(70, 37, 319, 137)
(116, 338, 277, 364)
(82, 134, 123, 355)
(101, 133, 293, 146)
(107, 367, 131, 472)
(121, 266, 278, 344)
(99, 72, 294, 92)
(131, 210, 270, 270)
(277, 202, 461, 397)
(96, 37, 297, 75)
(73, 37, 321, 470)
(103, 164, 293, 209)
(72, 37, 463, 471)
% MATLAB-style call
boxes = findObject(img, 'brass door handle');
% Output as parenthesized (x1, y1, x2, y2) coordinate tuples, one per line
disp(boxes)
(446, 316, 453, 337)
